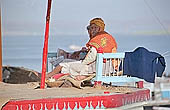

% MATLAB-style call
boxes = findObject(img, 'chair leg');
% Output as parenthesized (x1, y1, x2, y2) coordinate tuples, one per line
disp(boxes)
(136, 81, 144, 88)
(94, 81, 102, 88)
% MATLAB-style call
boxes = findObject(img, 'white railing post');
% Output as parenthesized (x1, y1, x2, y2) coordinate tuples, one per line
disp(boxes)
(95, 48, 104, 81)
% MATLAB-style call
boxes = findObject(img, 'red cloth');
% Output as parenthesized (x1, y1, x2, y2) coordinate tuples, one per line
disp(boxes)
(52, 73, 69, 80)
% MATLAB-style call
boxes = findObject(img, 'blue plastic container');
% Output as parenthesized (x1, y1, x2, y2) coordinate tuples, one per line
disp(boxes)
(161, 91, 170, 99)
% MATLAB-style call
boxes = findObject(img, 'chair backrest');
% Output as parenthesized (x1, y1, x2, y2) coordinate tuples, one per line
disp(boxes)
(95, 52, 143, 85)
(47, 52, 58, 72)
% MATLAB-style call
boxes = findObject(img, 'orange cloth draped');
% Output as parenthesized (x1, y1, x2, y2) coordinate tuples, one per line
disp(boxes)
(86, 31, 119, 70)
(86, 31, 117, 53)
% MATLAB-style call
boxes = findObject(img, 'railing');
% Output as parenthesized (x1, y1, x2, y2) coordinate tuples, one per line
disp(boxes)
(47, 52, 58, 72)
(95, 49, 143, 88)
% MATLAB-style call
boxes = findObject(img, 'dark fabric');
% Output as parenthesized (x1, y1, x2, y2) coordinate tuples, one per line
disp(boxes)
(123, 47, 166, 83)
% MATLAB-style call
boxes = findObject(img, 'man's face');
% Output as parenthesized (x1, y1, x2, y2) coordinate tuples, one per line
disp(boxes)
(87, 24, 100, 39)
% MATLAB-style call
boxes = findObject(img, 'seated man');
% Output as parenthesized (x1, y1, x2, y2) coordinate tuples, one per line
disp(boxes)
(46, 18, 117, 80)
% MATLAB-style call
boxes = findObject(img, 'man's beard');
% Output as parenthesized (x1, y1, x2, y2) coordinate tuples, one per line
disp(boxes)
(91, 30, 99, 38)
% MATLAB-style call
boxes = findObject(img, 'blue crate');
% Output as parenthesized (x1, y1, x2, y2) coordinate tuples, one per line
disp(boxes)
(161, 91, 170, 99)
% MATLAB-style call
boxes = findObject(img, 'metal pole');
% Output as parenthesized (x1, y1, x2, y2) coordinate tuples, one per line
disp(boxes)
(0, 3, 2, 82)
(40, 0, 52, 89)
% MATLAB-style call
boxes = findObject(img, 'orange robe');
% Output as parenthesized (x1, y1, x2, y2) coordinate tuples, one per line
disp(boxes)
(86, 31, 117, 53)
(86, 31, 119, 70)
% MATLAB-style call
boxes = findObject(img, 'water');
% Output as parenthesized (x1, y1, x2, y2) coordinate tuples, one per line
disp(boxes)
(2, 34, 170, 74)
(2, 35, 88, 72)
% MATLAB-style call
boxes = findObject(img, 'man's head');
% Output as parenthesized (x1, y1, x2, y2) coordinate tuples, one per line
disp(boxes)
(90, 18, 105, 31)
(87, 18, 105, 39)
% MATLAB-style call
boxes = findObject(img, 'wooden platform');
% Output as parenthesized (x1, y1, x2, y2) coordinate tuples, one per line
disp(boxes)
(0, 82, 150, 109)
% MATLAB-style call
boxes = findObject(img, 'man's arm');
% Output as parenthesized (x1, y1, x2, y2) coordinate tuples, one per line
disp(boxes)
(70, 47, 88, 60)
(69, 51, 81, 60)
(82, 47, 97, 65)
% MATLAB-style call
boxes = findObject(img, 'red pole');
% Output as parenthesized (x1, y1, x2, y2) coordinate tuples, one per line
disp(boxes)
(40, 0, 52, 89)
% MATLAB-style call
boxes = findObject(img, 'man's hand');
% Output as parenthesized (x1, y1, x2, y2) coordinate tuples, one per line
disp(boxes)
(70, 51, 81, 59)
(70, 47, 88, 60)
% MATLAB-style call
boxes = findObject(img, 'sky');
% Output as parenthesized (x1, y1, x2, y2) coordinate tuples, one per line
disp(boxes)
(1, 0, 170, 36)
